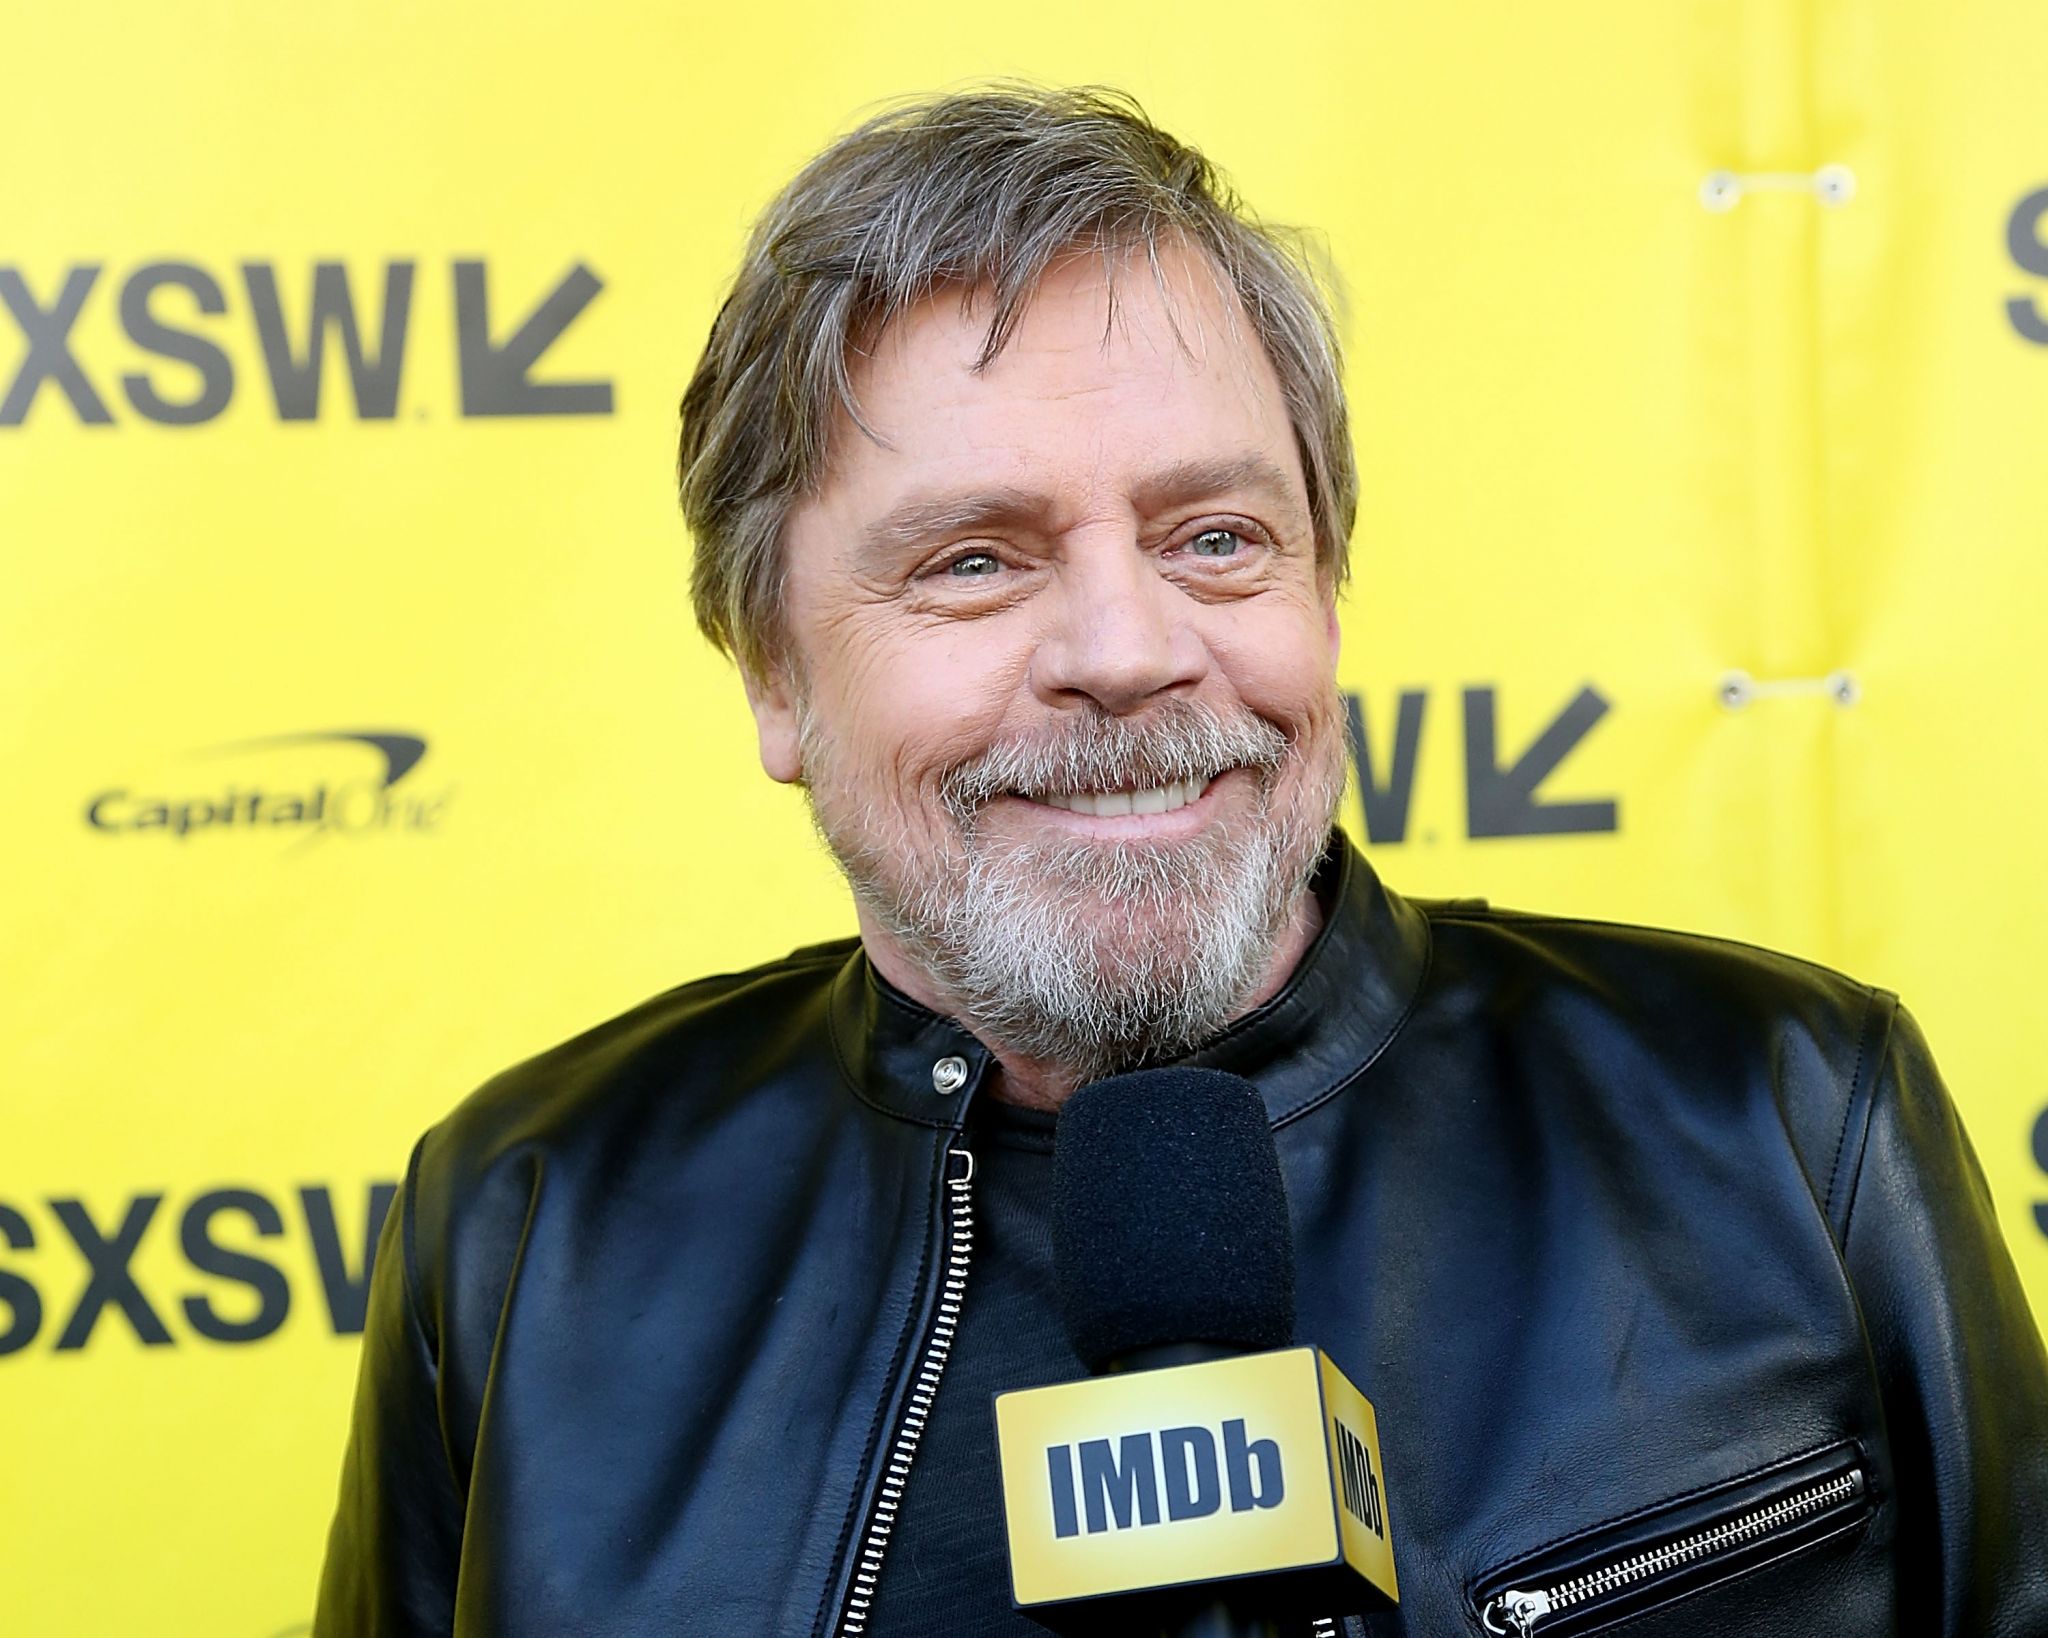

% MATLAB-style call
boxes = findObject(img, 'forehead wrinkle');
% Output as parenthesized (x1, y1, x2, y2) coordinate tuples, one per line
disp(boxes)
(1134, 236, 1273, 418)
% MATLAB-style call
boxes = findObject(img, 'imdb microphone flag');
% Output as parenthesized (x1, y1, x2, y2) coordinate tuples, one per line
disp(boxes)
(994, 1346, 1398, 1616)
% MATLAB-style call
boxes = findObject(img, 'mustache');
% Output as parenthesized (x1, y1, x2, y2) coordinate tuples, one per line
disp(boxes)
(938, 699, 1293, 819)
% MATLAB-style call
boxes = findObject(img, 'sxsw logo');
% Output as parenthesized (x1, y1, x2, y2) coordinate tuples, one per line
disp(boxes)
(0, 1181, 394, 1356)
(0, 259, 611, 424)
(1046, 1418, 1284, 1538)
(1345, 683, 1618, 844)
(2032, 1102, 2047, 1244)
(84, 728, 450, 845)
(2008, 187, 2048, 343)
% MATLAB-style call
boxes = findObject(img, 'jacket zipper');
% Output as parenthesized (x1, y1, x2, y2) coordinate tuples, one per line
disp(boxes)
(1478, 1466, 1864, 1635)
(834, 1143, 977, 1637)
(826, 1142, 1346, 1637)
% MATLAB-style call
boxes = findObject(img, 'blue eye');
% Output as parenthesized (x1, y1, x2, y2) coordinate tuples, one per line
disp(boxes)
(948, 552, 1001, 577)
(1189, 528, 1243, 557)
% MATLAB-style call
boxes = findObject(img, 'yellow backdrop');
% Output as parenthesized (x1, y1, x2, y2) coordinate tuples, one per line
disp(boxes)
(4, 2, 2044, 1632)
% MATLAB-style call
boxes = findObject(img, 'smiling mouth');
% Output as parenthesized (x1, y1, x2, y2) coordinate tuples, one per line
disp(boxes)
(1022, 777, 1213, 817)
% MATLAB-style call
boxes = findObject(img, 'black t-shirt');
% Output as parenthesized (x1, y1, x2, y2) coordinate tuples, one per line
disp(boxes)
(864, 1093, 1086, 1635)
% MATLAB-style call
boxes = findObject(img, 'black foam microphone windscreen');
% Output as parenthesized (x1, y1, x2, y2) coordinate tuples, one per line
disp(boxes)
(1051, 1067, 1295, 1375)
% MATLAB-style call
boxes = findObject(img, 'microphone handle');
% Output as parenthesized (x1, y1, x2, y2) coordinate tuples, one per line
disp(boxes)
(1156, 1601, 1283, 1638)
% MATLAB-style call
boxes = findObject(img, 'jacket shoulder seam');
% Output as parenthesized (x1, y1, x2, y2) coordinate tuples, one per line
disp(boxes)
(460, 949, 857, 1133)
(396, 1125, 469, 1512)
(653, 943, 853, 1001)
(1828, 989, 1901, 1247)
(1420, 905, 1869, 989)
(1424, 904, 1894, 1236)
(399, 1128, 437, 1354)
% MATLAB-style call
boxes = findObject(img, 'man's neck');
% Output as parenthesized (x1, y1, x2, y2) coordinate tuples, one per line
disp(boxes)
(853, 886, 1327, 1113)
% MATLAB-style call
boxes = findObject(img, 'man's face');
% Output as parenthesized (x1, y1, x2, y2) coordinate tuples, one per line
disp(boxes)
(751, 238, 1348, 1079)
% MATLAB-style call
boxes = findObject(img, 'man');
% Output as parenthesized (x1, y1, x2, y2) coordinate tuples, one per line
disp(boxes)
(316, 87, 2048, 1635)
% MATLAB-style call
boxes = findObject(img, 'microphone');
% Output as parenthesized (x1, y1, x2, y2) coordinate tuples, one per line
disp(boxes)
(1053, 1064, 1295, 1377)
(993, 1069, 1399, 1636)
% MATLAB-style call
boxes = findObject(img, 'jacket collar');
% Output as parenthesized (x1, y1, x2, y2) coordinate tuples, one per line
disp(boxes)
(827, 831, 1430, 1130)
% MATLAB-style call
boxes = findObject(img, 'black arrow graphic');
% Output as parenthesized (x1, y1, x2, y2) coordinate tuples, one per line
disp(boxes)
(454, 261, 614, 417)
(1463, 685, 1618, 839)
(1345, 689, 1427, 845)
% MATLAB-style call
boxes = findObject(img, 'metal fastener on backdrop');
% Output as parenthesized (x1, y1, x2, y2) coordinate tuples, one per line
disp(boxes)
(1719, 670, 1861, 710)
(1700, 164, 1856, 211)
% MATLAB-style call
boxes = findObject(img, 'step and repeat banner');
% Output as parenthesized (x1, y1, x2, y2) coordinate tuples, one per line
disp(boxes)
(5, 1, 2045, 1632)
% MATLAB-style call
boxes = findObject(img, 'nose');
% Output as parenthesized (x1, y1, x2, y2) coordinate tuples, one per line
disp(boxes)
(1029, 535, 1207, 714)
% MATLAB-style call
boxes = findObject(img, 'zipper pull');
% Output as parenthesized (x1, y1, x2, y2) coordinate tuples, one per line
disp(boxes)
(1481, 1588, 1552, 1635)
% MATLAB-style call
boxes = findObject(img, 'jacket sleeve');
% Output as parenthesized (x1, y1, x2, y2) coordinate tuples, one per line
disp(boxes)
(1837, 997, 2048, 1636)
(314, 1131, 465, 1636)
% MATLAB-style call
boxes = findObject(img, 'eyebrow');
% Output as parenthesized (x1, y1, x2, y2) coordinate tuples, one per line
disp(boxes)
(856, 451, 1302, 562)
(1128, 453, 1300, 518)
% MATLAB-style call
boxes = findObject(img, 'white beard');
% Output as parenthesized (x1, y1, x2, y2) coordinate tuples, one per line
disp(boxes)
(801, 695, 1345, 1083)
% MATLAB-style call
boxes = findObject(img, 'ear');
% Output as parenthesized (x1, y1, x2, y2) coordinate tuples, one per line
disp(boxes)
(1324, 593, 1342, 668)
(742, 662, 804, 785)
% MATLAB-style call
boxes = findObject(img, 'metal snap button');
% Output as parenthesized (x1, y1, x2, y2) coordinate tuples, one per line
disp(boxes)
(931, 1055, 969, 1095)
(1699, 169, 1741, 212)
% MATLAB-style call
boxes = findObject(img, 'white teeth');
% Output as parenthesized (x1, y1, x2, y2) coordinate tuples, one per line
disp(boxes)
(1037, 780, 1207, 817)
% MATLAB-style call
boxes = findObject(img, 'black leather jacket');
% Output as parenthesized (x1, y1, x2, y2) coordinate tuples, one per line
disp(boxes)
(315, 837, 2048, 1636)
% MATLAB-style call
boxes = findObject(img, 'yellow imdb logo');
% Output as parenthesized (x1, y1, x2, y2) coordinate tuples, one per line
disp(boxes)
(994, 1347, 1398, 1609)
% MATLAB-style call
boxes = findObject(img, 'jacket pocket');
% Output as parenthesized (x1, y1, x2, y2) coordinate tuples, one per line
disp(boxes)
(1470, 1440, 1872, 1636)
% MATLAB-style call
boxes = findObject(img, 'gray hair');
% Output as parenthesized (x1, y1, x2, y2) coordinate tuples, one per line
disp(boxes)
(677, 83, 1357, 680)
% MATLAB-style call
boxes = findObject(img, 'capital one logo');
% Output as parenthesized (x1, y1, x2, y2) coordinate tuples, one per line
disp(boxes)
(84, 728, 449, 845)
(0, 259, 612, 424)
